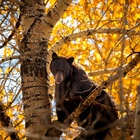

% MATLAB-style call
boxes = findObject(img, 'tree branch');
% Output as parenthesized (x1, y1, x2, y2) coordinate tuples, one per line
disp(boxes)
(62, 53, 140, 139)
(103, 53, 140, 86)
(88, 67, 123, 76)
(105, 111, 135, 140)
(0, 14, 21, 49)
(48, 27, 140, 60)
(0, 50, 46, 65)
(46, 0, 72, 26)
(64, 53, 140, 124)
(0, 55, 20, 65)
(0, 101, 20, 140)
(46, 54, 140, 139)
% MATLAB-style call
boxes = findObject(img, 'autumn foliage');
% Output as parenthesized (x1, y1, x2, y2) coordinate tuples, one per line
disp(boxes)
(0, 0, 140, 139)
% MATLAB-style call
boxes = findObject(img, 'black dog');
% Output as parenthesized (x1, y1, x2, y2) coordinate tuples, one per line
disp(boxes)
(50, 52, 118, 140)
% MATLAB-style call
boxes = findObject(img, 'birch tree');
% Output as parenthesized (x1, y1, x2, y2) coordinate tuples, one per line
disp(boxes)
(0, 0, 140, 139)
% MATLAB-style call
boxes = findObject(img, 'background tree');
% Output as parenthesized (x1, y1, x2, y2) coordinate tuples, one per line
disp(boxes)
(0, 0, 140, 140)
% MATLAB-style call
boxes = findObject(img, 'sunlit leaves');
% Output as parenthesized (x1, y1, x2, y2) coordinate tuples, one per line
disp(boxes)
(3, 47, 13, 57)
(0, 2, 21, 138)
(48, 0, 140, 113)
(0, 0, 140, 139)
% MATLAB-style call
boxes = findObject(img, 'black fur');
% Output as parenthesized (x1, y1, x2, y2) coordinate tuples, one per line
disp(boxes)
(50, 52, 118, 140)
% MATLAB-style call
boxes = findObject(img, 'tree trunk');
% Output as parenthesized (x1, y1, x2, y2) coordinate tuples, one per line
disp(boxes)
(20, 3, 51, 139)
(21, 52, 51, 137)
(19, 0, 72, 138)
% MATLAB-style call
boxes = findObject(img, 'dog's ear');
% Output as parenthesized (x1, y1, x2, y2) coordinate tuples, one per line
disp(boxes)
(52, 52, 59, 60)
(67, 57, 74, 65)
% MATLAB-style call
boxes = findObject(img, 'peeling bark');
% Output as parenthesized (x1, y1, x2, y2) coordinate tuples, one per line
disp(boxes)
(21, 53, 51, 137)
(20, 2, 51, 138)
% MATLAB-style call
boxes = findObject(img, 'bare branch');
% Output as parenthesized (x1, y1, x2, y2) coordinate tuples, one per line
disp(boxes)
(8, 87, 21, 107)
(0, 55, 20, 65)
(103, 53, 140, 86)
(0, 60, 20, 93)
(48, 27, 140, 60)
(0, 14, 21, 49)
(0, 50, 44, 65)
(88, 67, 121, 76)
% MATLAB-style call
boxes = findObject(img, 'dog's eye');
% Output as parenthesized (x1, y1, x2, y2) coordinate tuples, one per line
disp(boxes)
(55, 69, 58, 72)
